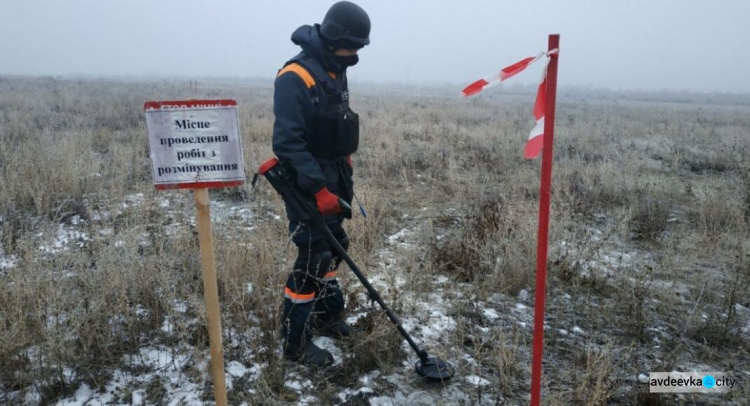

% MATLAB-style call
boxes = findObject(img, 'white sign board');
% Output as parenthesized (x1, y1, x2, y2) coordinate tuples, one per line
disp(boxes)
(144, 99, 244, 190)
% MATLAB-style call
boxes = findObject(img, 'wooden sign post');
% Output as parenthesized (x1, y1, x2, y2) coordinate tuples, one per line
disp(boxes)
(144, 99, 245, 406)
(194, 187, 227, 405)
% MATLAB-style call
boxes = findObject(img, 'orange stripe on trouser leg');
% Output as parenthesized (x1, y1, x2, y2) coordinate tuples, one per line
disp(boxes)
(321, 271, 337, 281)
(284, 287, 316, 303)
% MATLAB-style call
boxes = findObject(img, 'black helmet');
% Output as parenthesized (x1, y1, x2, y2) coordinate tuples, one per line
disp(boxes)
(319, 1, 370, 49)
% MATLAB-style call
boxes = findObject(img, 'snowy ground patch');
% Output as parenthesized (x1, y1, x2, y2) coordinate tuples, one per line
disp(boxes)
(57, 345, 206, 406)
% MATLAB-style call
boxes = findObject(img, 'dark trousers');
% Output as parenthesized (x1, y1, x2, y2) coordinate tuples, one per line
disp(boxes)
(281, 215, 349, 349)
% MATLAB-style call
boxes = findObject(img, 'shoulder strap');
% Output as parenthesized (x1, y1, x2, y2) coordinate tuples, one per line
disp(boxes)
(277, 63, 316, 89)
(293, 55, 336, 89)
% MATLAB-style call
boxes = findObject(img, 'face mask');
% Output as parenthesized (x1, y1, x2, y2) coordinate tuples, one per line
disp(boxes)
(334, 55, 359, 67)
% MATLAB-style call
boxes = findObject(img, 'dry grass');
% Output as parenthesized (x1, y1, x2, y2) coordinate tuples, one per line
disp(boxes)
(1, 76, 749, 404)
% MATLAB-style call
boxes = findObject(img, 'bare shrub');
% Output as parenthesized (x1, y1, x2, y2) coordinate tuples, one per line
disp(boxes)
(688, 259, 750, 349)
(557, 163, 631, 216)
(428, 193, 536, 296)
(339, 312, 406, 378)
(345, 184, 390, 260)
(571, 347, 618, 406)
(687, 187, 743, 238)
(677, 145, 736, 174)
(628, 189, 672, 244)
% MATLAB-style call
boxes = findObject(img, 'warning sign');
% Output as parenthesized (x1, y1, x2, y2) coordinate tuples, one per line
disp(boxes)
(144, 99, 245, 190)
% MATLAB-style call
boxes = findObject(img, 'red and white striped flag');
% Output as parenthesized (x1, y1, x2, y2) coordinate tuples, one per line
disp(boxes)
(461, 52, 545, 97)
(462, 50, 557, 159)
(524, 58, 549, 159)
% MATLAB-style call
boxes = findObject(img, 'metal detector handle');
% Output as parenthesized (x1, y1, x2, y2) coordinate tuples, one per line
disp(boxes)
(257, 159, 311, 221)
(338, 198, 352, 218)
(259, 158, 350, 219)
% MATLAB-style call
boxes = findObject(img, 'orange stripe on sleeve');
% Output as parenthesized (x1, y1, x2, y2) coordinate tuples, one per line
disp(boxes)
(277, 63, 316, 88)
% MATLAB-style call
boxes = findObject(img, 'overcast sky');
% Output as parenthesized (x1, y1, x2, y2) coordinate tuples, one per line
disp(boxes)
(2, 0, 748, 93)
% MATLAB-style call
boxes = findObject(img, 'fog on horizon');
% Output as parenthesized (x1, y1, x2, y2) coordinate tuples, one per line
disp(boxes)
(2, 0, 748, 93)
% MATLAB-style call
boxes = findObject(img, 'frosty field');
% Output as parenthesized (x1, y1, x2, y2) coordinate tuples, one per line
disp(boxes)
(0, 76, 749, 405)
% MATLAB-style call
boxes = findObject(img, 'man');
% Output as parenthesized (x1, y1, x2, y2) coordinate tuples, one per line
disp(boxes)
(272, 1, 370, 367)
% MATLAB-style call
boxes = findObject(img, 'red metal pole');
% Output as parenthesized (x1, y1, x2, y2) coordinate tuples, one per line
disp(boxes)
(530, 34, 560, 406)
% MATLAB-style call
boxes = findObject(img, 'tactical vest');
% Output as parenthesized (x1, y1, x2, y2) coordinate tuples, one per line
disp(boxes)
(279, 53, 360, 160)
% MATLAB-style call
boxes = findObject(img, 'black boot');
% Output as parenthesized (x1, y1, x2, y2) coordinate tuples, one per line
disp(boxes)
(281, 298, 334, 367)
(313, 280, 349, 338)
(284, 341, 334, 367)
(313, 319, 351, 339)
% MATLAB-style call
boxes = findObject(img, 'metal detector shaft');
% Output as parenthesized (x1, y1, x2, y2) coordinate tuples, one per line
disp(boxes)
(293, 190, 430, 363)
(261, 162, 429, 363)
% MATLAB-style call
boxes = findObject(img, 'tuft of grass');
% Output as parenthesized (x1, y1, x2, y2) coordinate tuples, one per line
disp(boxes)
(335, 312, 406, 380)
(575, 349, 618, 406)
(427, 193, 536, 296)
(628, 189, 671, 244)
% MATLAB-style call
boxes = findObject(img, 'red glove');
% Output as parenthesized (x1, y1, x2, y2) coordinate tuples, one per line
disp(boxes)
(346, 155, 353, 168)
(314, 187, 341, 216)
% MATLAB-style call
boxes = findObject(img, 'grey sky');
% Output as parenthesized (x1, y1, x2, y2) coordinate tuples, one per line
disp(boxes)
(2, 0, 748, 93)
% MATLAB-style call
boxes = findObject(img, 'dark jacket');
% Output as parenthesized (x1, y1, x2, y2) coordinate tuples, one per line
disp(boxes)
(272, 24, 358, 220)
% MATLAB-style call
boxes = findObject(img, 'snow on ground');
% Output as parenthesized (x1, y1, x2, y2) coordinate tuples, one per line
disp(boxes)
(558, 222, 657, 282)
(401, 297, 457, 343)
(26, 191, 357, 405)
(386, 228, 413, 248)
(0, 202, 622, 404)
(2, 193, 267, 405)
(329, 220, 503, 405)
(2, 192, 256, 268)
(0, 255, 17, 270)
(465, 375, 491, 386)
(37, 220, 90, 254)
(58, 345, 207, 406)
(739, 304, 750, 335)
(314, 336, 345, 366)
(13, 202, 731, 405)
(482, 308, 500, 321)
(284, 373, 313, 391)
(205, 199, 255, 228)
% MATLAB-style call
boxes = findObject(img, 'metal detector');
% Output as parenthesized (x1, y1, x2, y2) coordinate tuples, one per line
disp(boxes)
(254, 158, 455, 381)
